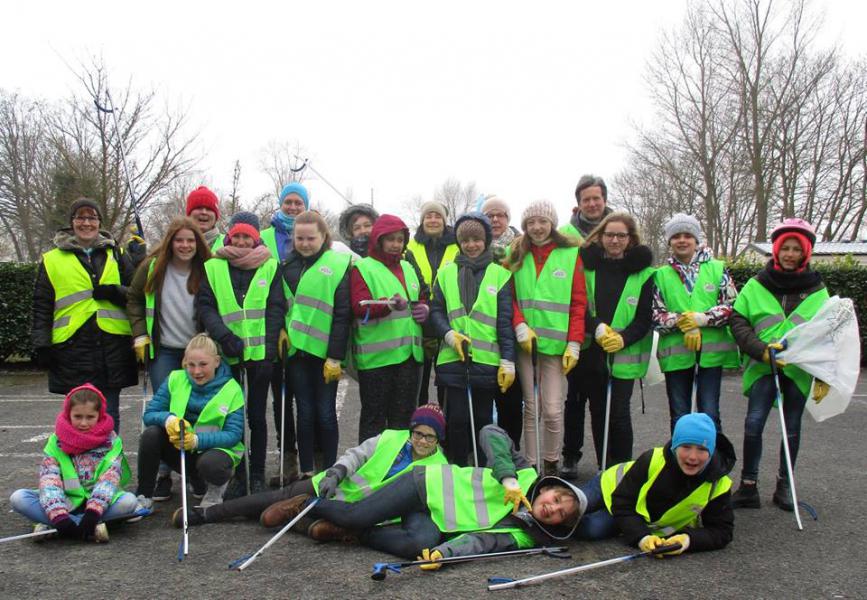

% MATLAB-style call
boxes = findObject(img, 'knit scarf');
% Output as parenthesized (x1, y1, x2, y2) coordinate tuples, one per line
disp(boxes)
(273, 211, 295, 235)
(455, 251, 493, 311)
(215, 243, 273, 270)
(54, 385, 115, 456)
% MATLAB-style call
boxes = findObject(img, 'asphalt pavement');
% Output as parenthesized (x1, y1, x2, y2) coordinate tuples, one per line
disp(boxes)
(0, 368, 865, 599)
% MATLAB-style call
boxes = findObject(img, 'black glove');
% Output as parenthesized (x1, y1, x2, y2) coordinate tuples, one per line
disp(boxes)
(35, 347, 53, 368)
(318, 466, 345, 498)
(52, 516, 81, 539)
(79, 509, 101, 540)
(220, 334, 244, 359)
(92, 284, 122, 303)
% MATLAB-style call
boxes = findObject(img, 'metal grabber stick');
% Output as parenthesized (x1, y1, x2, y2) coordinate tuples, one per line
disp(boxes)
(240, 358, 251, 496)
(768, 346, 804, 531)
(600, 354, 614, 472)
(462, 338, 478, 467)
(229, 498, 320, 571)
(178, 418, 189, 560)
(279, 349, 288, 487)
(531, 338, 542, 471)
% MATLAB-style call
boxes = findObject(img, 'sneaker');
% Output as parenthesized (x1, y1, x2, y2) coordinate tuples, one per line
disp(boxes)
(93, 523, 109, 543)
(200, 482, 229, 508)
(172, 506, 206, 528)
(559, 455, 579, 479)
(259, 494, 313, 529)
(32, 523, 57, 542)
(135, 495, 155, 512)
(153, 476, 173, 502)
(307, 519, 358, 543)
(731, 481, 761, 509)
(772, 476, 795, 512)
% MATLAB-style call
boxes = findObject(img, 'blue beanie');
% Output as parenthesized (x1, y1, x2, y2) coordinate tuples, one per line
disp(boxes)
(279, 182, 310, 208)
(671, 413, 716, 456)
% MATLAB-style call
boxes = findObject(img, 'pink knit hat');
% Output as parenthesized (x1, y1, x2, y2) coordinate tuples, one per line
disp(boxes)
(521, 199, 559, 229)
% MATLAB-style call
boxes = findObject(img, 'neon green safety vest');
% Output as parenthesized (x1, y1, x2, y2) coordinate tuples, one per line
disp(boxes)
(204, 257, 278, 363)
(283, 250, 351, 360)
(42, 433, 131, 510)
(167, 369, 246, 465)
(406, 239, 458, 286)
(211, 235, 224, 252)
(514, 246, 580, 356)
(436, 262, 511, 367)
(600, 447, 732, 536)
(144, 259, 157, 359)
(42, 247, 132, 344)
(311, 429, 447, 502)
(352, 257, 423, 370)
(260, 228, 278, 259)
(424, 463, 537, 547)
(558, 223, 585, 243)
(734, 278, 829, 396)
(585, 266, 655, 379)
(654, 261, 739, 371)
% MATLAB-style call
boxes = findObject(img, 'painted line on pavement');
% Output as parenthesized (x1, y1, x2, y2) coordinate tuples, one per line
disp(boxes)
(0, 450, 286, 458)
(0, 425, 53, 429)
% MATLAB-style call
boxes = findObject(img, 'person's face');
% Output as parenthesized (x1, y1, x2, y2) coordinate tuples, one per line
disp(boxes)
(485, 210, 509, 237)
(669, 232, 697, 263)
(525, 217, 553, 245)
(69, 402, 100, 432)
(230, 232, 255, 249)
(422, 211, 445, 237)
(531, 487, 578, 526)
(578, 185, 606, 220)
(281, 193, 306, 217)
(778, 238, 805, 271)
(601, 221, 630, 259)
(460, 235, 485, 259)
(675, 444, 710, 477)
(72, 209, 100, 246)
(380, 231, 406, 255)
(190, 207, 217, 233)
(172, 228, 197, 263)
(410, 425, 439, 457)
(184, 348, 220, 385)
(294, 222, 324, 257)
(351, 215, 373, 239)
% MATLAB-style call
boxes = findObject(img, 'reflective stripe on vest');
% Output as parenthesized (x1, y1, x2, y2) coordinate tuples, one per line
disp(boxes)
(43, 247, 132, 343)
(204, 257, 278, 363)
(734, 278, 829, 397)
(42, 433, 131, 510)
(600, 448, 731, 535)
(283, 250, 351, 359)
(514, 246, 579, 356)
(352, 257, 423, 370)
(406, 239, 459, 286)
(425, 464, 537, 532)
(585, 266, 655, 378)
(167, 369, 246, 465)
(311, 429, 447, 502)
(654, 261, 739, 371)
(436, 262, 511, 367)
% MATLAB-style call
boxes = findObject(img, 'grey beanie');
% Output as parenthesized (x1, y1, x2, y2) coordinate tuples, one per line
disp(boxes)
(664, 213, 702, 243)
(68, 198, 103, 224)
(228, 211, 260, 231)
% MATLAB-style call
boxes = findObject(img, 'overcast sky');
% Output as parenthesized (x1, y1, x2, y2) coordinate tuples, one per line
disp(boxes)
(4, 1, 866, 225)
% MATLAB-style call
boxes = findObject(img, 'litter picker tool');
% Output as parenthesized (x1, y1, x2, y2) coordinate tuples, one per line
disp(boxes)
(0, 508, 154, 544)
(140, 354, 149, 433)
(531, 338, 542, 471)
(279, 350, 288, 487)
(487, 543, 683, 590)
(372, 546, 570, 580)
(462, 338, 479, 467)
(229, 498, 320, 571)
(600, 354, 614, 472)
(240, 357, 251, 496)
(177, 419, 189, 561)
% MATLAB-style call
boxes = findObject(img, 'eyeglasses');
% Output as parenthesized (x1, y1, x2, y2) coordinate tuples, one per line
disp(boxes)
(602, 232, 629, 240)
(411, 430, 438, 443)
(73, 216, 100, 223)
(485, 212, 509, 220)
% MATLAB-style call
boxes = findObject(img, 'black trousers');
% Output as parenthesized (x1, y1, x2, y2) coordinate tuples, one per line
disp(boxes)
(357, 359, 419, 443)
(442, 385, 495, 466)
(269, 358, 297, 453)
(494, 373, 523, 450)
(204, 478, 316, 522)
(231, 360, 273, 476)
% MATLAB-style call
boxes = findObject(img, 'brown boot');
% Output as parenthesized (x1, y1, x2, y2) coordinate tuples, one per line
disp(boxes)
(307, 519, 358, 543)
(259, 494, 312, 529)
(269, 450, 299, 488)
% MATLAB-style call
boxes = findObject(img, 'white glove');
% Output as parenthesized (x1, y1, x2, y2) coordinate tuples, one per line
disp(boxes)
(499, 359, 515, 374)
(595, 323, 609, 340)
(565, 341, 580, 360)
(515, 322, 531, 343)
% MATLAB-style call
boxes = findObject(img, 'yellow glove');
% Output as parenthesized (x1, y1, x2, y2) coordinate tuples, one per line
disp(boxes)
(812, 380, 830, 403)
(278, 329, 290, 360)
(169, 431, 197, 451)
(683, 328, 702, 352)
(659, 533, 690, 556)
(638, 534, 666, 554)
(165, 416, 193, 439)
(601, 330, 624, 353)
(445, 330, 471, 362)
(417, 548, 443, 571)
(502, 477, 532, 514)
(561, 341, 580, 375)
(497, 362, 516, 393)
(515, 323, 538, 355)
(133, 336, 150, 364)
(323, 358, 343, 384)
(761, 342, 786, 368)
(676, 312, 708, 333)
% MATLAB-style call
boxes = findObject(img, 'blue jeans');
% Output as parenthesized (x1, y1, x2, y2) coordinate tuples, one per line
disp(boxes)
(289, 354, 339, 472)
(10, 489, 139, 525)
(741, 373, 807, 482)
(574, 474, 618, 540)
(664, 365, 723, 433)
(149, 346, 186, 393)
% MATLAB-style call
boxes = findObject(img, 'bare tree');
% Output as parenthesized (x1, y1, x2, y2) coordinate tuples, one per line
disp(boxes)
(434, 178, 478, 226)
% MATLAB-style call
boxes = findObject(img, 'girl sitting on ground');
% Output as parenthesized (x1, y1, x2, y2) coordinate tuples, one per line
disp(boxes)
(10, 384, 139, 542)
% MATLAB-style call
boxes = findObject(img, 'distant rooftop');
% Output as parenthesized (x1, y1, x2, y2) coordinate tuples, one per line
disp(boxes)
(748, 241, 867, 255)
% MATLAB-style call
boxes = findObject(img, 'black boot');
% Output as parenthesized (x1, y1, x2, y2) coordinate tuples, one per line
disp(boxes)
(731, 480, 761, 509)
(772, 476, 795, 512)
(222, 474, 248, 501)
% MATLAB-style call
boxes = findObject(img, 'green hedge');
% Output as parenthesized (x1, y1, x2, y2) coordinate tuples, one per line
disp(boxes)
(0, 262, 37, 362)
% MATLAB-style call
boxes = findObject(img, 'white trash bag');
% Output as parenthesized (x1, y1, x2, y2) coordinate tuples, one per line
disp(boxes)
(777, 296, 861, 422)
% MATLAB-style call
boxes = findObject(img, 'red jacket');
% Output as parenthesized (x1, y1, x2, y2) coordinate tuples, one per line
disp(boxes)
(511, 241, 587, 344)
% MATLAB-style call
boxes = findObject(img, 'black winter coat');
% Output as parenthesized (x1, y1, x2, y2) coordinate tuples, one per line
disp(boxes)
(430, 255, 515, 389)
(281, 246, 352, 361)
(31, 229, 138, 393)
(195, 256, 285, 362)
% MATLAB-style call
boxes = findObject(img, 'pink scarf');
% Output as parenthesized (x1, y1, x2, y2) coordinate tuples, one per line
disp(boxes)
(215, 244, 273, 270)
(54, 384, 115, 456)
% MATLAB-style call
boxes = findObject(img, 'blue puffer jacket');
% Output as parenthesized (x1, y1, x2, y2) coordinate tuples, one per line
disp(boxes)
(142, 361, 244, 452)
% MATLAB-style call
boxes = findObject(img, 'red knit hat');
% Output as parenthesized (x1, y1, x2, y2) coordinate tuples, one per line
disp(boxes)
(772, 231, 812, 272)
(186, 186, 220, 219)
